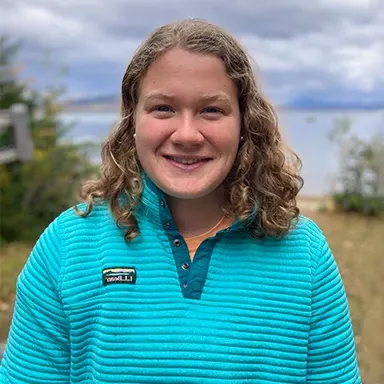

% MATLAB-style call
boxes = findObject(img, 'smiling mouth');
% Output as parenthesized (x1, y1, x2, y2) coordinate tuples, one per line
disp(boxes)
(163, 156, 211, 165)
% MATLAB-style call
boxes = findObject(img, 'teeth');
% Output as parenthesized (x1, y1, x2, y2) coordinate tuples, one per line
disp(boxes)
(170, 157, 201, 165)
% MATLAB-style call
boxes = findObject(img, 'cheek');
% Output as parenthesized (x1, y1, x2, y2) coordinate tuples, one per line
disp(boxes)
(136, 116, 169, 150)
(208, 124, 240, 157)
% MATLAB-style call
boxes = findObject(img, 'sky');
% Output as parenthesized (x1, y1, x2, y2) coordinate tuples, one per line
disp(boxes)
(1, 0, 384, 107)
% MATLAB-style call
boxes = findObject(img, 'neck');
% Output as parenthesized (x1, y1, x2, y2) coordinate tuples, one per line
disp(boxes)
(166, 188, 225, 238)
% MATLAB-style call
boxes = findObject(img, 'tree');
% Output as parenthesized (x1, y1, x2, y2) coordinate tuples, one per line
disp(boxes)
(0, 36, 97, 243)
(329, 116, 384, 215)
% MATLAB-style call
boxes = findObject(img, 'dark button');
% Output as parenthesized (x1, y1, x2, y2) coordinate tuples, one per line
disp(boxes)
(173, 239, 181, 247)
(181, 262, 189, 270)
(165, 222, 171, 228)
(160, 200, 165, 208)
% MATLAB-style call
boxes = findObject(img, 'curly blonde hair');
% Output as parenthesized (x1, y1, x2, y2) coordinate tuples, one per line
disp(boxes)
(77, 19, 303, 240)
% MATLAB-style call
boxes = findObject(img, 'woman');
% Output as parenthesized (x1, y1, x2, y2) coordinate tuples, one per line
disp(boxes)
(0, 19, 361, 383)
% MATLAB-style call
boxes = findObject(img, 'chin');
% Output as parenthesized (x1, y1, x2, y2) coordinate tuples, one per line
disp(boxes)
(166, 191, 207, 200)
(159, 179, 220, 201)
(162, 187, 212, 200)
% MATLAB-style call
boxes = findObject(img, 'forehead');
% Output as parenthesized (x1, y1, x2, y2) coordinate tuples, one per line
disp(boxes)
(138, 49, 237, 100)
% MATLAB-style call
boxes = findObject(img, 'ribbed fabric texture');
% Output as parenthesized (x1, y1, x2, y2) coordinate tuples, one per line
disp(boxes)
(0, 185, 361, 383)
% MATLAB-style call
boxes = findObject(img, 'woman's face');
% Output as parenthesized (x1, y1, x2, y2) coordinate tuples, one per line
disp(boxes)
(135, 48, 241, 201)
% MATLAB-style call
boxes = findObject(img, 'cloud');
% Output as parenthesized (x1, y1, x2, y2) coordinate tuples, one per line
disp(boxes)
(1, 0, 383, 103)
(241, 10, 384, 102)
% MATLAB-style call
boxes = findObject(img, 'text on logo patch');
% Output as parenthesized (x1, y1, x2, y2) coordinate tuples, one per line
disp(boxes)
(102, 267, 136, 286)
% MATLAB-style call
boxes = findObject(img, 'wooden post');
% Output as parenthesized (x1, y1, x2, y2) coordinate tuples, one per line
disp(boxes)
(0, 104, 33, 164)
(10, 104, 33, 162)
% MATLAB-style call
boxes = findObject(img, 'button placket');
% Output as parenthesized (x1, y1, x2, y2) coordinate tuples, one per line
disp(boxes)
(191, 281, 201, 291)
(159, 196, 199, 297)
(197, 258, 207, 267)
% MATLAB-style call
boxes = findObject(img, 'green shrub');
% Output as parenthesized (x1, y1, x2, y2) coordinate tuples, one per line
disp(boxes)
(332, 193, 384, 216)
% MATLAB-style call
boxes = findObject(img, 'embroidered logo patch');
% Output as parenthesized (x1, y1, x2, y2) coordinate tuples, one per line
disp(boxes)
(102, 267, 136, 286)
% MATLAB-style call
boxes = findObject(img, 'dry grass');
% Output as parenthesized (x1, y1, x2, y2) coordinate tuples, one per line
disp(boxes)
(303, 210, 384, 384)
(0, 211, 383, 382)
(0, 243, 31, 341)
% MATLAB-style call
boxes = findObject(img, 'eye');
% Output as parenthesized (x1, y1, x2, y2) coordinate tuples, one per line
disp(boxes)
(153, 105, 173, 113)
(202, 106, 222, 114)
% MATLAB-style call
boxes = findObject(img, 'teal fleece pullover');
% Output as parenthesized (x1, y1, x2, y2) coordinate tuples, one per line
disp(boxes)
(0, 177, 361, 383)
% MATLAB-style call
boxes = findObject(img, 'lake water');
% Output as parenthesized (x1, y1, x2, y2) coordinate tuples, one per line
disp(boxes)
(60, 109, 384, 196)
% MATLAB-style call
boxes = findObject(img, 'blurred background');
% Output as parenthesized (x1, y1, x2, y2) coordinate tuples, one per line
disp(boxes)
(0, 0, 383, 382)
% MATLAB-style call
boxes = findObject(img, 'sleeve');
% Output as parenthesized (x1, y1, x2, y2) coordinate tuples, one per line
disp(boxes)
(0, 216, 70, 383)
(307, 234, 361, 383)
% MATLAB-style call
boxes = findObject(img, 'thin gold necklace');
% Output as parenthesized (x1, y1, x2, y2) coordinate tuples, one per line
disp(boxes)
(184, 215, 226, 240)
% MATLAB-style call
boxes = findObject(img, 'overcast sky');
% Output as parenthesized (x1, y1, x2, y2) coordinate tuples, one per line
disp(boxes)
(1, 0, 384, 106)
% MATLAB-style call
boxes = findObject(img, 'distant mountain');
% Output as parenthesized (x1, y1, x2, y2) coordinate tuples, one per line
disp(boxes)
(61, 95, 120, 112)
(285, 96, 384, 110)
(63, 94, 119, 106)
(62, 94, 384, 111)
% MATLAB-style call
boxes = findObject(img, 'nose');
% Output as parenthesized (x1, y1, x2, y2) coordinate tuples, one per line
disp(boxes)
(170, 113, 204, 147)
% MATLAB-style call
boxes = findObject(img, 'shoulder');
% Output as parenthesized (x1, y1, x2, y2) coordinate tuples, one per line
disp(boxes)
(60, 201, 113, 225)
(293, 214, 326, 243)
(265, 214, 327, 247)
(272, 214, 329, 263)
(48, 201, 117, 242)
(245, 214, 328, 260)
(291, 214, 336, 272)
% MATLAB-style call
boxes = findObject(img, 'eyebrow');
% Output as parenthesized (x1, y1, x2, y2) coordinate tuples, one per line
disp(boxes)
(143, 92, 232, 106)
(143, 92, 176, 103)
